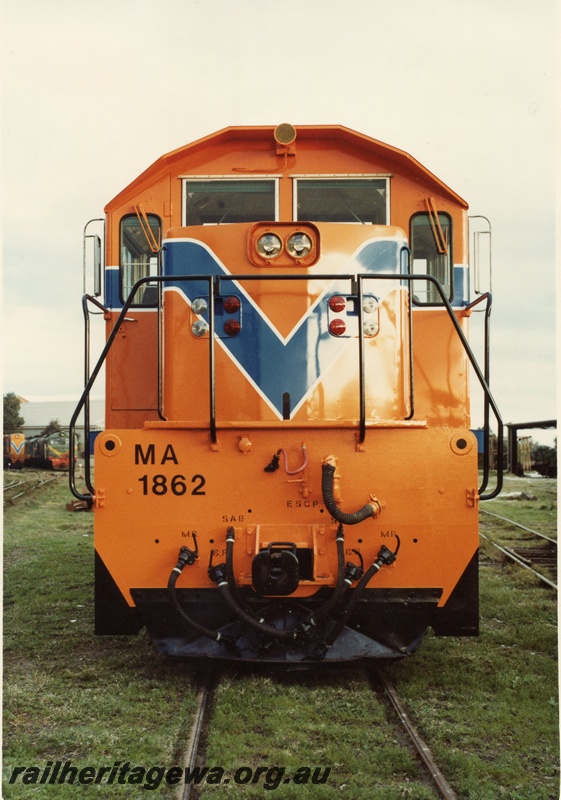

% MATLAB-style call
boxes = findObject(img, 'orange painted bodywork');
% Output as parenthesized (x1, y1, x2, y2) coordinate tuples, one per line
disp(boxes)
(94, 125, 480, 652)
(3, 433, 25, 467)
(95, 425, 478, 607)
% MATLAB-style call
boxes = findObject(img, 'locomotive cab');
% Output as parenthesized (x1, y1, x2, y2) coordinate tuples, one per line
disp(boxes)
(72, 125, 502, 663)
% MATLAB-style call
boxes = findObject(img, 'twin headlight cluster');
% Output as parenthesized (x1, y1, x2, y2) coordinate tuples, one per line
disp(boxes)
(256, 231, 313, 260)
(249, 223, 319, 267)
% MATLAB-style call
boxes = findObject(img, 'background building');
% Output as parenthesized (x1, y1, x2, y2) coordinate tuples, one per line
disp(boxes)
(17, 398, 104, 442)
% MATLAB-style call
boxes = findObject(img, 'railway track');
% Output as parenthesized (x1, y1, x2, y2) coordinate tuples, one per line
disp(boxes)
(372, 668, 458, 800)
(177, 673, 215, 800)
(3, 470, 61, 506)
(479, 507, 557, 590)
(177, 668, 457, 800)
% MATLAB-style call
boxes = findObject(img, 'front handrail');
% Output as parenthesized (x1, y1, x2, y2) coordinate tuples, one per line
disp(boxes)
(213, 271, 412, 446)
(216, 272, 503, 496)
(82, 293, 107, 495)
(464, 292, 494, 494)
(70, 275, 201, 500)
(70, 271, 502, 502)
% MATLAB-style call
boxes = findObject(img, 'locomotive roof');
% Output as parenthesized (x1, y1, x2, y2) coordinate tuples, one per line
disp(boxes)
(105, 125, 467, 211)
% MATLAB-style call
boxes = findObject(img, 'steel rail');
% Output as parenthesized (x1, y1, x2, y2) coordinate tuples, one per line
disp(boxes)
(4, 474, 58, 504)
(479, 532, 557, 591)
(4, 479, 26, 491)
(177, 673, 214, 800)
(374, 668, 459, 800)
(480, 508, 556, 545)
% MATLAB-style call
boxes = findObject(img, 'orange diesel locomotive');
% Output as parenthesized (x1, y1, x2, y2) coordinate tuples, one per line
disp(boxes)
(71, 125, 502, 663)
(3, 433, 25, 469)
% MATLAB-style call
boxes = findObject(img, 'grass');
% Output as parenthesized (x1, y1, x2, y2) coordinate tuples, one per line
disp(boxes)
(3, 473, 559, 799)
(3, 475, 198, 798)
(481, 475, 557, 538)
(202, 670, 437, 798)
(386, 476, 558, 799)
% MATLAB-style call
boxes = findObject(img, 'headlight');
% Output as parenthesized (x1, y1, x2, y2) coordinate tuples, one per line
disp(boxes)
(287, 232, 312, 259)
(191, 297, 208, 314)
(256, 233, 282, 258)
(363, 320, 379, 337)
(192, 320, 209, 337)
(362, 296, 378, 314)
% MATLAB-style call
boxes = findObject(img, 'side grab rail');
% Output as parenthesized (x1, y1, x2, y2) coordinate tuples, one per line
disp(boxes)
(405, 277, 502, 500)
(464, 292, 494, 495)
(69, 276, 198, 501)
(82, 293, 107, 495)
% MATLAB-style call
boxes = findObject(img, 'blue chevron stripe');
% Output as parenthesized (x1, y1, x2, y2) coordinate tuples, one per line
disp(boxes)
(163, 238, 402, 418)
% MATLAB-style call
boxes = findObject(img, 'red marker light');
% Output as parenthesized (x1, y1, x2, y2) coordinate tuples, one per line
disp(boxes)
(223, 296, 240, 313)
(329, 319, 346, 336)
(329, 295, 346, 312)
(224, 319, 241, 336)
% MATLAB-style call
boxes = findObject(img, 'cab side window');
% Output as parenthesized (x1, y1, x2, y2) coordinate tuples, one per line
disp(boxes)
(120, 213, 161, 305)
(410, 212, 452, 304)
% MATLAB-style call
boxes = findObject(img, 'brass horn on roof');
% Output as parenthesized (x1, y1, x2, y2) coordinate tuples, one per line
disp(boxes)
(274, 123, 297, 146)
(274, 124, 297, 157)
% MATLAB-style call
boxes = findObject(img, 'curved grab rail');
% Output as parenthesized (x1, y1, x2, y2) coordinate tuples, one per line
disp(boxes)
(69, 274, 212, 501)
(70, 272, 503, 502)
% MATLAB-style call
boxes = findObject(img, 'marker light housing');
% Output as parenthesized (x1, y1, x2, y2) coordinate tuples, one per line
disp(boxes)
(327, 294, 380, 338)
(329, 319, 347, 336)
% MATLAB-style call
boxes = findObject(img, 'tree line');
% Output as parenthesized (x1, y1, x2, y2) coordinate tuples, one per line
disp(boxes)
(3, 393, 62, 437)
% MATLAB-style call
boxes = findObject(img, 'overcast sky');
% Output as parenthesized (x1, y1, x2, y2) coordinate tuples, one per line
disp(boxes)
(2, 0, 557, 443)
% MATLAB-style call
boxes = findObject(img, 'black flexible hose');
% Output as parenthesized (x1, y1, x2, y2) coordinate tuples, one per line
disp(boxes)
(306, 527, 351, 625)
(224, 527, 255, 615)
(323, 562, 381, 647)
(218, 526, 353, 640)
(322, 541, 399, 649)
(167, 564, 236, 651)
(215, 537, 304, 640)
(321, 463, 377, 525)
(215, 577, 303, 641)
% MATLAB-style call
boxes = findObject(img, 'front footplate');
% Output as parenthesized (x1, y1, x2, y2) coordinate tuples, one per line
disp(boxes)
(131, 588, 440, 663)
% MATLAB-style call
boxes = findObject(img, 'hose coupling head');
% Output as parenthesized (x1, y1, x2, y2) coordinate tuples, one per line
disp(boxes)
(367, 495, 383, 518)
(175, 545, 198, 571)
(376, 544, 397, 567)
(264, 453, 280, 472)
(208, 563, 228, 584)
(345, 562, 364, 583)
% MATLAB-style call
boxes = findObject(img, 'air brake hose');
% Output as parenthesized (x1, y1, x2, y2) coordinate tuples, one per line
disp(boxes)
(224, 527, 255, 615)
(217, 526, 357, 640)
(212, 565, 304, 641)
(323, 539, 400, 649)
(213, 534, 303, 641)
(305, 526, 351, 626)
(167, 548, 236, 652)
(321, 462, 380, 525)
